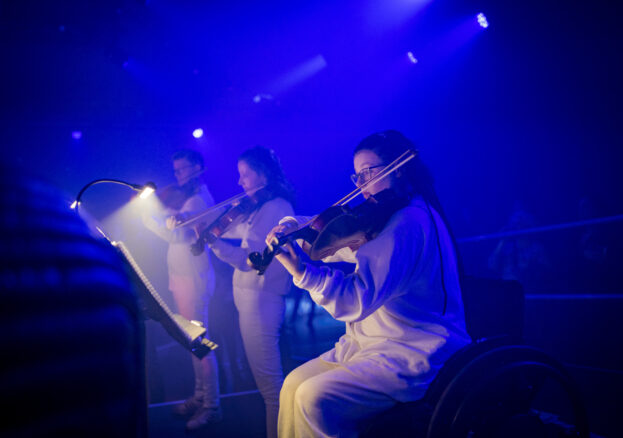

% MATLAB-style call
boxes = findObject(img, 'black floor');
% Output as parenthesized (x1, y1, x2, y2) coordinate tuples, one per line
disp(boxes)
(149, 391, 266, 438)
(146, 294, 621, 438)
(147, 296, 343, 438)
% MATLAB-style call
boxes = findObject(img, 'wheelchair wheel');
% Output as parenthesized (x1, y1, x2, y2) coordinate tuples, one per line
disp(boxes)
(427, 345, 589, 438)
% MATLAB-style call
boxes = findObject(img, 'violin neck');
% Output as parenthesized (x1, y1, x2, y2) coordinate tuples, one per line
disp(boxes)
(248, 225, 319, 275)
(277, 226, 318, 247)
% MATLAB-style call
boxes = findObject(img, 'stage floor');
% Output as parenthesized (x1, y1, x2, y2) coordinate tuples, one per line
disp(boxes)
(147, 297, 344, 437)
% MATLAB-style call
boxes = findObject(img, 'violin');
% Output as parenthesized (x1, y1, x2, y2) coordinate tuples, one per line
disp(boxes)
(156, 184, 188, 211)
(248, 149, 417, 275)
(156, 168, 206, 214)
(248, 189, 411, 274)
(190, 187, 272, 256)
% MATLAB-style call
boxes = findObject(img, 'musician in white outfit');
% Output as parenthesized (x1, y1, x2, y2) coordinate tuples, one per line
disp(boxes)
(267, 131, 471, 438)
(142, 149, 222, 431)
(206, 146, 295, 438)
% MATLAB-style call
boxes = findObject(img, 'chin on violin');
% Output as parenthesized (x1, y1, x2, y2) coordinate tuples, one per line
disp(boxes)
(255, 187, 411, 280)
(251, 149, 416, 277)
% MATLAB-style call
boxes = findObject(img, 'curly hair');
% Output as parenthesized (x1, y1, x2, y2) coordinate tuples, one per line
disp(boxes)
(238, 145, 296, 207)
(354, 130, 442, 214)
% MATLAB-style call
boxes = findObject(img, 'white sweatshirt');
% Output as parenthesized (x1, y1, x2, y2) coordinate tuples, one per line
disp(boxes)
(142, 184, 218, 293)
(293, 198, 471, 401)
(209, 197, 294, 295)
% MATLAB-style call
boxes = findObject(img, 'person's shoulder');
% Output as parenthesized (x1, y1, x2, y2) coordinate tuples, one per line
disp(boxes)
(185, 184, 213, 206)
(197, 184, 214, 200)
(385, 198, 430, 235)
(389, 197, 426, 220)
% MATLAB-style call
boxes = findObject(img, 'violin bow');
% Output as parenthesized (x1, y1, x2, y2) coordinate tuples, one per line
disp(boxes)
(296, 149, 417, 229)
(174, 184, 266, 229)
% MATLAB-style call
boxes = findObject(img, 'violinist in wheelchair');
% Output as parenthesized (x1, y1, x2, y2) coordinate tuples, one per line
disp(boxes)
(261, 130, 588, 438)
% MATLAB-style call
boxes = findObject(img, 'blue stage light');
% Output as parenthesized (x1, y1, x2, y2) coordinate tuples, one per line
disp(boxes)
(192, 128, 204, 139)
(407, 51, 418, 64)
(477, 13, 489, 28)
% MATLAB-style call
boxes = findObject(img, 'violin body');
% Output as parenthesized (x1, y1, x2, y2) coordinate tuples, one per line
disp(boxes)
(305, 206, 368, 259)
(157, 184, 187, 211)
(191, 188, 272, 256)
(248, 189, 410, 274)
(249, 149, 417, 274)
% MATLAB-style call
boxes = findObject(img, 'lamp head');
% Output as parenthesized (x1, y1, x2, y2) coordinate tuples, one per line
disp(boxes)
(138, 182, 156, 199)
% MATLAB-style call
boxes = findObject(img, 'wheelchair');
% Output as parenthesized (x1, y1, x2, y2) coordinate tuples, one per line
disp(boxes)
(362, 277, 590, 438)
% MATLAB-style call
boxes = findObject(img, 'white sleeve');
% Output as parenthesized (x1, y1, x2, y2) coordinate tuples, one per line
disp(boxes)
(279, 215, 310, 226)
(294, 211, 424, 322)
(210, 199, 294, 271)
(141, 208, 175, 242)
(142, 192, 213, 244)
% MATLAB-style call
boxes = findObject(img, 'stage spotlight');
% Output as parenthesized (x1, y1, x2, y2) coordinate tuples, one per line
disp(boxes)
(253, 93, 274, 104)
(477, 13, 489, 28)
(192, 128, 204, 138)
(71, 131, 82, 140)
(407, 51, 419, 64)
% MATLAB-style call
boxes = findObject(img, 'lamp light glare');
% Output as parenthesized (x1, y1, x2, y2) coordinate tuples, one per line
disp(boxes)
(70, 200, 78, 209)
(71, 131, 82, 140)
(139, 186, 155, 199)
(407, 51, 418, 64)
(192, 128, 204, 139)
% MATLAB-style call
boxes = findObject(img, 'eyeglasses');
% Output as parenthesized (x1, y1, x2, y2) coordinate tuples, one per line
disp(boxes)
(174, 165, 194, 176)
(350, 164, 385, 186)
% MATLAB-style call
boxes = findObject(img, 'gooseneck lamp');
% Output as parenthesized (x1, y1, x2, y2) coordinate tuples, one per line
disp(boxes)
(71, 179, 156, 213)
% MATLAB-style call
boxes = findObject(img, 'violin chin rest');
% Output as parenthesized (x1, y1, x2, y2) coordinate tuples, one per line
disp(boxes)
(190, 240, 205, 256)
(247, 251, 268, 275)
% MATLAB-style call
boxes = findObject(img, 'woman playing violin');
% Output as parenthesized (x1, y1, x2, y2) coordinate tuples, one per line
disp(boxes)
(141, 149, 222, 430)
(205, 145, 295, 438)
(267, 130, 470, 438)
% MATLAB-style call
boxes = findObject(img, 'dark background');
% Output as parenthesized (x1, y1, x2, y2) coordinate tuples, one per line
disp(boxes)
(1, 1, 621, 436)
(1, 0, 621, 232)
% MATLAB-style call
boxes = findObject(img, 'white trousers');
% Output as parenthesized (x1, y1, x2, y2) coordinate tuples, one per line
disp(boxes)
(234, 287, 286, 438)
(170, 273, 220, 408)
(278, 358, 398, 438)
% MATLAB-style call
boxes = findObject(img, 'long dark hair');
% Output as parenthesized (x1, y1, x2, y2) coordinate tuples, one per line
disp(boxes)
(355, 129, 463, 264)
(356, 130, 463, 314)
(238, 145, 296, 208)
(354, 130, 444, 215)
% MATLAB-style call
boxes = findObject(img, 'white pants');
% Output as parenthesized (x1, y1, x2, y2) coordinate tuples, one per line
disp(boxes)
(170, 273, 220, 408)
(234, 287, 286, 438)
(278, 358, 398, 438)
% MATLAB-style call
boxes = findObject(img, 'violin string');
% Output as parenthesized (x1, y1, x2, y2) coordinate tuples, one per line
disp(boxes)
(174, 193, 244, 228)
